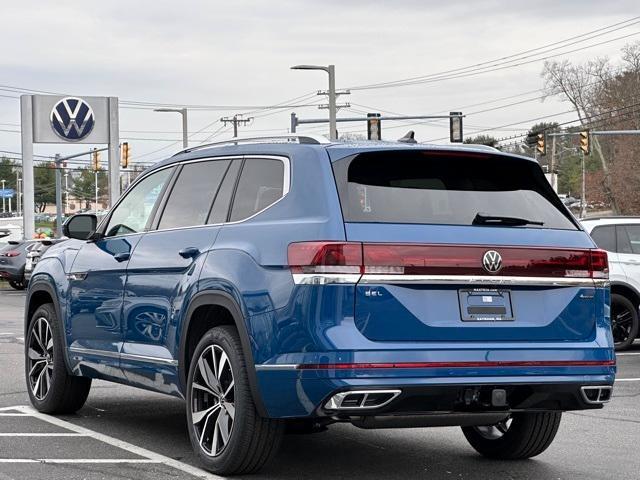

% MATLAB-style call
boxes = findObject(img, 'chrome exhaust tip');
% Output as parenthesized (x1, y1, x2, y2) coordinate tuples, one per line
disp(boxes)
(324, 390, 401, 410)
(580, 385, 613, 404)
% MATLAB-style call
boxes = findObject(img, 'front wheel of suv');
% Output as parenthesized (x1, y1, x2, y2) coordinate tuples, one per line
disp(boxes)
(25, 303, 92, 414)
(611, 293, 639, 351)
(462, 412, 562, 459)
(186, 325, 284, 475)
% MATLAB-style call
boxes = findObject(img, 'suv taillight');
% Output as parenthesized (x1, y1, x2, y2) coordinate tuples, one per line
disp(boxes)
(590, 249, 609, 279)
(1, 250, 20, 258)
(287, 242, 363, 274)
(288, 242, 610, 280)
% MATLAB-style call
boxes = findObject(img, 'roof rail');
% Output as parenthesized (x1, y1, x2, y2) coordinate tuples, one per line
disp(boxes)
(452, 143, 500, 152)
(172, 134, 331, 156)
(580, 215, 640, 221)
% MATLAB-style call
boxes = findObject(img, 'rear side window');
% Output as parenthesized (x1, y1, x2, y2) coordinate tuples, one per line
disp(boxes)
(332, 150, 577, 230)
(617, 225, 640, 254)
(208, 160, 242, 224)
(158, 160, 230, 230)
(591, 225, 616, 252)
(229, 159, 285, 222)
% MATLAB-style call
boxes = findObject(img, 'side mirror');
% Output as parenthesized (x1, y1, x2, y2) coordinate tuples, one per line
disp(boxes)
(62, 214, 98, 240)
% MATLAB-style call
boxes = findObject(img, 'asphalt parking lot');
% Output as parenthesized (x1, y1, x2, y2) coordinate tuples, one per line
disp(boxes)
(0, 285, 639, 480)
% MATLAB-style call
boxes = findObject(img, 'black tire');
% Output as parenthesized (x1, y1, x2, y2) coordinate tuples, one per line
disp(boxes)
(9, 280, 25, 290)
(25, 303, 91, 414)
(186, 325, 284, 475)
(611, 293, 639, 351)
(462, 412, 562, 459)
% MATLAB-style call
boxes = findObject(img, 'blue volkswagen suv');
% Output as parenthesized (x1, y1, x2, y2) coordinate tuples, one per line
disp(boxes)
(25, 135, 615, 474)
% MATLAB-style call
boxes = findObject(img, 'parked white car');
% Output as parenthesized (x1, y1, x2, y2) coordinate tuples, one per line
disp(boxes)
(582, 217, 640, 350)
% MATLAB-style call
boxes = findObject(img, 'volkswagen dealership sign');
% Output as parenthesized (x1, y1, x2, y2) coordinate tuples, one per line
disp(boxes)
(30, 95, 110, 144)
(20, 94, 119, 239)
(50, 97, 95, 141)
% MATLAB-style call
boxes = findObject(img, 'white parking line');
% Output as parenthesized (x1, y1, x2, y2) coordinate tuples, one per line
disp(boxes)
(616, 352, 640, 356)
(9, 405, 223, 479)
(616, 378, 640, 382)
(0, 433, 86, 437)
(0, 459, 159, 464)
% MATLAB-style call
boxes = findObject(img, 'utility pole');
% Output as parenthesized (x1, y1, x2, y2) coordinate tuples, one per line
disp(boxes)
(581, 151, 587, 219)
(221, 115, 253, 138)
(550, 134, 557, 192)
(1, 179, 5, 213)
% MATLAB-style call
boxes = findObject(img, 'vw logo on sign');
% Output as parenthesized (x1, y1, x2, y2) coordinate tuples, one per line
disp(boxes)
(50, 97, 95, 141)
(482, 250, 503, 273)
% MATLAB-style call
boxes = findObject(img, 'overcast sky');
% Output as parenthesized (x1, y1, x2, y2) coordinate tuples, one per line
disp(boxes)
(1, 0, 638, 165)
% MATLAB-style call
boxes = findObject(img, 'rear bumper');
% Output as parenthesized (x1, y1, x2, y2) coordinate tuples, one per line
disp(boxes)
(0, 268, 23, 281)
(254, 348, 615, 418)
(329, 383, 612, 420)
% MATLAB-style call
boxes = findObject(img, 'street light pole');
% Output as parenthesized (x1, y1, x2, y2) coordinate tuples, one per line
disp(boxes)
(154, 108, 188, 148)
(54, 154, 63, 238)
(95, 171, 99, 213)
(327, 65, 337, 141)
(16, 171, 21, 217)
(64, 172, 69, 216)
(291, 64, 338, 140)
(1, 179, 5, 213)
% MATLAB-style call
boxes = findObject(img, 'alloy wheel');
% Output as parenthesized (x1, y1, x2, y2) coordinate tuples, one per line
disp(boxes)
(473, 417, 512, 440)
(191, 344, 236, 457)
(27, 317, 54, 401)
(612, 303, 633, 346)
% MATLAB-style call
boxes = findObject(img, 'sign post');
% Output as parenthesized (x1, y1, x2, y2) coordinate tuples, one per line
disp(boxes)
(20, 95, 119, 239)
(20, 96, 35, 239)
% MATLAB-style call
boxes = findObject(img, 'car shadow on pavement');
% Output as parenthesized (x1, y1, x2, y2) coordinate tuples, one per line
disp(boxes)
(64, 386, 566, 480)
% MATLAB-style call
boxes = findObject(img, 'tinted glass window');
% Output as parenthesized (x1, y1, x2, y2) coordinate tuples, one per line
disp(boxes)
(332, 151, 576, 230)
(591, 225, 616, 252)
(620, 225, 640, 254)
(229, 159, 285, 222)
(208, 160, 241, 224)
(158, 160, 230, 230)
(105, 168, 173, 237)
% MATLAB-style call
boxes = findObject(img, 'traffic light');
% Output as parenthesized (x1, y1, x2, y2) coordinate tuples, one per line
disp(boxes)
(91, 148, 101, 171)
(449, 112, 463, 143)
(536, 133, 546, 156)
(579, 130, 590, 155)
(367, 113, 381, 140)
(121, 142, 130, 168)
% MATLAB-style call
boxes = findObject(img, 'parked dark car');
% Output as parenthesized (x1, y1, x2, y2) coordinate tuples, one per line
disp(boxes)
(0, 240, 41, 289)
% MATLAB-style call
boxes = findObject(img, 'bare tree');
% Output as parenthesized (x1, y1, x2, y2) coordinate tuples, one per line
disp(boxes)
(542, 58, 615, 210)
(621, 41, 640, 73)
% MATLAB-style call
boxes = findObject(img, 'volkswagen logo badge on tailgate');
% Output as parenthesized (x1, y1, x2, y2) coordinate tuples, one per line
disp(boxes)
(482, 250, 502, 273)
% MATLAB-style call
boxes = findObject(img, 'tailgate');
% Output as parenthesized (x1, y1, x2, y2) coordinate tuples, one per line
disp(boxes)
(347, 225, 604, 343)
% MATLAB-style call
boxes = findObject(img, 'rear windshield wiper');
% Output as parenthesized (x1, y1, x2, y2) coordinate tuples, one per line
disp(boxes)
(472, 212, 544, 227)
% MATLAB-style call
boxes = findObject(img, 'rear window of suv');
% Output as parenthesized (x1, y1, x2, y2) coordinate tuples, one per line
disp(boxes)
(332, 150, 577, 230)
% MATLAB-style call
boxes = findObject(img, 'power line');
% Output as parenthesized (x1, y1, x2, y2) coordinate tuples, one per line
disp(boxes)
(490, 101, 640, 144)
(347, 16, 640, 91)
(0, 84, 321, 112)
(354, 31, 640, 92)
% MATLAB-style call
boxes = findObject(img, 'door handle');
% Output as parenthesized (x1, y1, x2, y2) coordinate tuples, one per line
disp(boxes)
(179, 247, 200, 259)
(114, 252, 130, 262)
